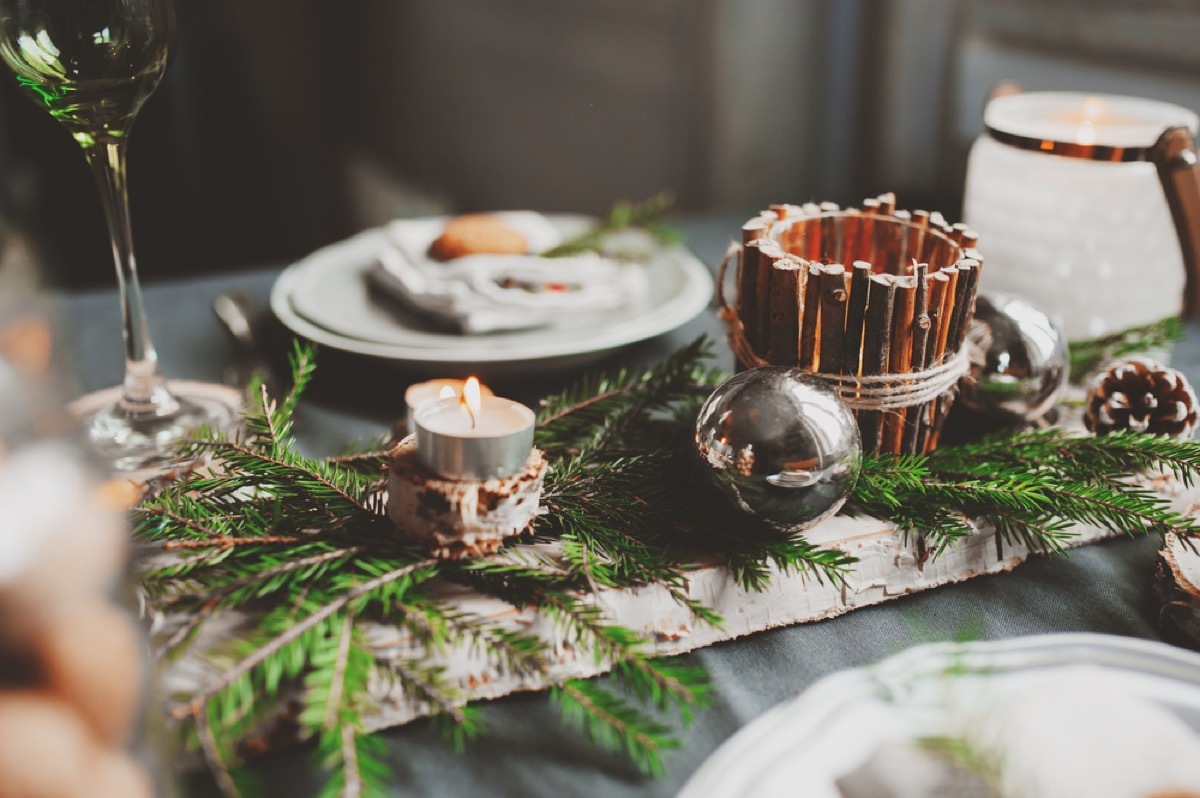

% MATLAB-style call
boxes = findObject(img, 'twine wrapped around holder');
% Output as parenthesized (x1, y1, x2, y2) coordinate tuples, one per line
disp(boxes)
(716, 194, 984, 454)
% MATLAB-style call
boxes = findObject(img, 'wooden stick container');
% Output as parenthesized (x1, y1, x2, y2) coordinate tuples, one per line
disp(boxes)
(727, 194, 983, 454)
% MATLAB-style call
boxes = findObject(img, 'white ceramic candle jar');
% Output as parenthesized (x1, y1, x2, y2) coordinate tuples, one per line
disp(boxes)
(964, 92, 1199, 341)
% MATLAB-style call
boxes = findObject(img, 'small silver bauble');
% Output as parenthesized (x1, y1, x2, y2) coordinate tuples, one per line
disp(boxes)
(959, 293, 1068, 424)
(693, 367, 861, 532)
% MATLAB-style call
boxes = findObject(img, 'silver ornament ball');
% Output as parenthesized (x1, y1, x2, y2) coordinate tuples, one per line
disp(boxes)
(693, 367, 861, 532)
(960, 293, 1068, 424)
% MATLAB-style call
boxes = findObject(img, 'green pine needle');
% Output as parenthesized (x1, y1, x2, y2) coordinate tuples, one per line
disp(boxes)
(553, 679, 679, 777)
(540, 193, 681, 259)
(850, 428, 1200, 553)
(137, 338, 1200, 798)
(1068, 315, 1183, 383)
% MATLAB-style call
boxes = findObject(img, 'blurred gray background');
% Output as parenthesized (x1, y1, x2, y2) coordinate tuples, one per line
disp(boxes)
(2, 0, 1199, 288)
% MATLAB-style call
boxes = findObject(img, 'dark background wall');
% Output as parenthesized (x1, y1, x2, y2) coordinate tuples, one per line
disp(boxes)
(1, 0, 1198, 290)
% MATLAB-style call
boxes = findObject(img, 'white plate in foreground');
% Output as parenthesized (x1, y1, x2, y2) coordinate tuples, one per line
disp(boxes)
(678, 633, 1200, 798)
(269, 216, 713, 370)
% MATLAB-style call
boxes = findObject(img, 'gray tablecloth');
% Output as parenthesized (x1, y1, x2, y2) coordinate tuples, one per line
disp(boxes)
(56, 218, 1198, 797)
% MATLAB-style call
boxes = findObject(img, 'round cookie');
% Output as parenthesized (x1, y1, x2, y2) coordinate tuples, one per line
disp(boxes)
(428, 214, 529, 260)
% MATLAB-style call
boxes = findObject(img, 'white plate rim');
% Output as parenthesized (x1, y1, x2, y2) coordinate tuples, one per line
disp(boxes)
(268, 221, 715, 365)
(677, 633, 1200, 798)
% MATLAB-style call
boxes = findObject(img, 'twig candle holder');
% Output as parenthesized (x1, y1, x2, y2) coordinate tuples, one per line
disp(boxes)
(718, 194, 983, 454)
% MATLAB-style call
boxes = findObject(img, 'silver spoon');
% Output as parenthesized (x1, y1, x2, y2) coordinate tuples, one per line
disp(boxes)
(213, 291, 283, 398)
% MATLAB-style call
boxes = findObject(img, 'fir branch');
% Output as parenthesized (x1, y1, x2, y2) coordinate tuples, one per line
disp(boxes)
(180, 559, 438, 718)
(540, 193, 680, 259)
(324, 450, 391, 469)
(157, 596, 220, 660)
(140, 504, 230, 540)
(535, 336, 716, 460)
(145, 336, 1200, 797)
(851, 430, 1200, 554)
(155, 547, 366, 610)
(553, 679, 678, 777)
(384, 657, 470, 727)
(182, 440, 375, 515)
(164, 535, 304, 551)
(335, 726, 363, 798)
(194, 702, 243, 798)
(315, 725, 390, 798)
(279, 340, 316, 429)
(1068, 315, 1183, 382)
(399, 598, 550, 678)
(376, 655, 486, 753)
(322, 615, 355, 731)
(729, 537, 856, 591)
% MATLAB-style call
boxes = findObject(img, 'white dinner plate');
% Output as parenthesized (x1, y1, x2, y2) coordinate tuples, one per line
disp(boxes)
(678, 633, 1200, 797)
(269, 215, 714, 370)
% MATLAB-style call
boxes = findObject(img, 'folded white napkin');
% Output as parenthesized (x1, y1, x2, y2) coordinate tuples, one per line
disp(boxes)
(369, 212, 650, 334)
(954, 666, 1200, 797)
(837, 664, 1200, 798)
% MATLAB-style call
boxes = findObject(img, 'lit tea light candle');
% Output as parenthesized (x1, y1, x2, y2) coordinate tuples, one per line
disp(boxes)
(413, 377, 535, 481)
(403, 378, 494, 433)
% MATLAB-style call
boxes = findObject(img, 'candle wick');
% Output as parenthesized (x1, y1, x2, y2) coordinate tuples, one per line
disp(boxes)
(464, 400, 477, 429)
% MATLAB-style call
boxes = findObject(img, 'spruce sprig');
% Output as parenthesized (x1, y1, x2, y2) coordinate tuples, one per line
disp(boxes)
(540, 192, 681, 259)
(137, 337, 1200, 797)
(1068, 316, 1184, 383)
(139, 339, 746, 794)
(850, 428, 1200, 554)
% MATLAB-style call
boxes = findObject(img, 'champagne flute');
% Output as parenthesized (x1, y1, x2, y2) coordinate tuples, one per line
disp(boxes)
(0, 0, 237, 472)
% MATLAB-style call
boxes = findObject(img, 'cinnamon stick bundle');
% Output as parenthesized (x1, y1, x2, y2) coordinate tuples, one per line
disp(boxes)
(820, 202, 841, 262)
(882, 275, 917, 453)
(818, 263, 849, 372)
(840, 261, 872, 377)
(906, 210, 929, 266)
(842, 208, 862, 264)
(803, 217, 823, 263)
(859, 274, 896, 450)
(918, 271, 950, 450)
(765, 257, 804, 365)
(798, 262, 823, 370)
(903, 262, 931, 452)
(730, 195, 983, 455)
(859, 199, 879, 269)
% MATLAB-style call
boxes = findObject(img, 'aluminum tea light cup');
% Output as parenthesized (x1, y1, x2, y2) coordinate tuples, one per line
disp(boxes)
(412, 379, 535, 481)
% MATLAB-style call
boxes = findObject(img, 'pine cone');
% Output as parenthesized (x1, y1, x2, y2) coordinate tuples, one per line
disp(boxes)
(1084, 357, 1198, 438)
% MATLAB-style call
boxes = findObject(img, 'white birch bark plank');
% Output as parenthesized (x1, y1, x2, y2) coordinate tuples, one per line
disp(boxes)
(157, 471, 1200, 737)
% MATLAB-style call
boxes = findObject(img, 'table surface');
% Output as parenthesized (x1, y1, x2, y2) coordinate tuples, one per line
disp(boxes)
(56, 217, 1200, 797)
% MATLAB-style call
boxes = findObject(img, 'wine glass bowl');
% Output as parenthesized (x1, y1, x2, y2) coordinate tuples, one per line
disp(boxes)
(0, 0, 237, 474)
(0, 0, 172, 146)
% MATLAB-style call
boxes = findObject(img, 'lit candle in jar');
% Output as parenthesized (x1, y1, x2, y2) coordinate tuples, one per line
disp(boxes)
(964, 92, 1200, 341)
(403, 378, 494, 433)
(413, 377, 535, 480)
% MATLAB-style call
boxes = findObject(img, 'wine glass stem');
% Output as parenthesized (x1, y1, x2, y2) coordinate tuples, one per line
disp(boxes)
(83, 137, 175, 413)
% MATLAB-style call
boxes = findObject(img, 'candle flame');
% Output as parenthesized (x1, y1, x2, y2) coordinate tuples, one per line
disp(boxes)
(1076, 119, 1097, 146)
(438, 385, 456, 399)
(461, 377, 482, 429)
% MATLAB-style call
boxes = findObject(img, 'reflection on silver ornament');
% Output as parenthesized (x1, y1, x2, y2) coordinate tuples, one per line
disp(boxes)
(693, 367, 861, 532)
(959, 293, 1068, 425)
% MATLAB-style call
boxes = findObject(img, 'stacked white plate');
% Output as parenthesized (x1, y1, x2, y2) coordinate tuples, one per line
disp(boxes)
(269, 215, 713, 372)
(680, 634, 1200, 797)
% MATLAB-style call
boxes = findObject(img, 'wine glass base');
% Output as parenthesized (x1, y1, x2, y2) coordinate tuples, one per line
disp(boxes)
(68, 380, 242, 478)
